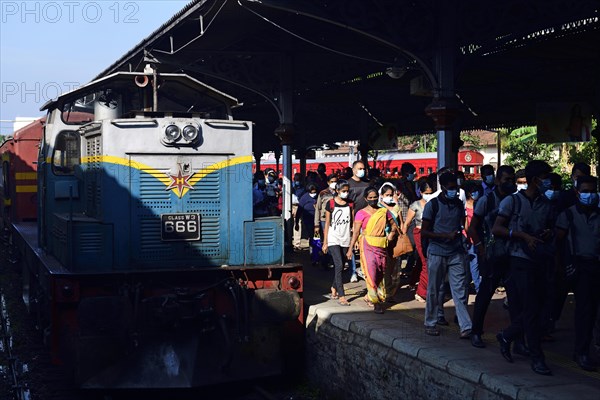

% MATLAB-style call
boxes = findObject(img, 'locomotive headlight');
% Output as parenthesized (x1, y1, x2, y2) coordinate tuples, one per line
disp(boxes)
(164, 124, 181, 143)
(182, 125, 198, 142)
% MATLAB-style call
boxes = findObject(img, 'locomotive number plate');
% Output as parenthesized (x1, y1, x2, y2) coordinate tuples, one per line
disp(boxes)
(161, 213, 201, 241)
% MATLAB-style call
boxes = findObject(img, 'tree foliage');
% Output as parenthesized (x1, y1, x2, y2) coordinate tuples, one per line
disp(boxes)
(502, 126, 559, 170)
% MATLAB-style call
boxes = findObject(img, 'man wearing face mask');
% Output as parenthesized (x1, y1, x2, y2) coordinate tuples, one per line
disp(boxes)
(347, 160, 369, 211)
(421, 172, 472, 338)
(515, 169, 528, 193)
(555, 175, 600, 371)
(481, 165, 496, 197)
(557, 162, 591, 213)
(467, 165, 517, 348)
(347, 161, 370, 281)
(492, 160, 554, 375)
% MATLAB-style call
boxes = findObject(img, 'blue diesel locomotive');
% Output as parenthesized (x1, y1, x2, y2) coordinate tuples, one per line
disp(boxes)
(6, 69, 303, 388)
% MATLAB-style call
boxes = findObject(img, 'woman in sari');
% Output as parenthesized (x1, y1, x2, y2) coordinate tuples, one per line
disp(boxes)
(378, 182, 405, 301)
(347, 186, 399, 314)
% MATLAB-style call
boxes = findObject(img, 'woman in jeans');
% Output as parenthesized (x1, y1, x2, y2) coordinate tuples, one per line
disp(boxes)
(322, 180, 353, 306)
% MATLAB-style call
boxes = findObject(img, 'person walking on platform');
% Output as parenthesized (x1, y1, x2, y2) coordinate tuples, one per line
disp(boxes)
(379, 182, 405, 301)
(492, 160, 554, 376)
(555, 175, 600, 372)
(347, 187, 399, 314)
(467, 165, 516, 348)
(403, 179, 436, 302)
(314, 174, 338, 268)
(322, 180, 354, 306)
(347, 160, 370, 282)
(421, 172, 472, 338)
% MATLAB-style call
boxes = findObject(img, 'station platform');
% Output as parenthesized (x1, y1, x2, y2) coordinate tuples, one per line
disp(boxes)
(291, 249, 600, 399)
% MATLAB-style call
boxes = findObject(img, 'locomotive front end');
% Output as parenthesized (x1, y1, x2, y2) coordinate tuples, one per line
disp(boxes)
(31, 71, 303, 388)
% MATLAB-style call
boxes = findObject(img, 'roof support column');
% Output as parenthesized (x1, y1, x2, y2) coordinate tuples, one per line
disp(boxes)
(276, 52, 294, 252)
(428, 0, 460, 171)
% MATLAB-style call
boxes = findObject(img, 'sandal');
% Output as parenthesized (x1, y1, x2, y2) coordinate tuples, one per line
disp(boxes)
(363, 296, 374, 308)
(330, 288, 339, 300)
(425, 326, 440, 336)
(338, 298, 351, 306)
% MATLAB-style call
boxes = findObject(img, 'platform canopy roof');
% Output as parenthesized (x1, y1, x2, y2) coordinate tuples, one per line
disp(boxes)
(96, 0, 599, 153)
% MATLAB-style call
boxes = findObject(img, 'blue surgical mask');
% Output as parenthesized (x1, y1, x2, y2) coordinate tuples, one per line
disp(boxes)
(471, 192, 480, 201)
(485, 175, 494, 185)
(544, 189, 559, 201)
(309, 193, 317, 198)
(356, 170, 365, 178)
(579, 192, 599, 206)
(445, 189, 458, 199)
(407, 173, 415, 181)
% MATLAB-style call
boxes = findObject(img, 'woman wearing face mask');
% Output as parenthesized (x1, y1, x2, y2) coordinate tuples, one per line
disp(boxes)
(347, 186, 399, 314)
(379, 182, 405, 301)
(404, 180, 435, 302)
(314, 174, 338, 268)
(322, 180, 354, 305)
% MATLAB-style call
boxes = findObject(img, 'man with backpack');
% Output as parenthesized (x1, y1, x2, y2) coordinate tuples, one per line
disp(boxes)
(467, 165, 517, 348)
(555, 175, 600, 371)
(492, 160, 554, 376)
(421, 172, 472, 338)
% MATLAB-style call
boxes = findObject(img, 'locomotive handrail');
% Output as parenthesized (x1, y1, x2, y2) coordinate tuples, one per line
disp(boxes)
(110, 119, 158, 127)
(204, 120, 249, 129)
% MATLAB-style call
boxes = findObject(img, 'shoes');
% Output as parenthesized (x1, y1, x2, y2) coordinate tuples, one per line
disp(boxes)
(414, 293, 426, 303)
(425, 326, 440, 336)
(513, 341, 531, 357)
(496, 332, 513, 363)
(573, 354, 597, 372)
(350, 273, 358, 283)
(471, 333, 486, 348)
(436, 317, 449, 326)
(460, 329, 472, 339)
(531, 359, 552, 375)
(374, 303, 385, 314)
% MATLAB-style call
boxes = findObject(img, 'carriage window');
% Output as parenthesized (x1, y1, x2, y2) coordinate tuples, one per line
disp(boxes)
(52, 131, 80, 175)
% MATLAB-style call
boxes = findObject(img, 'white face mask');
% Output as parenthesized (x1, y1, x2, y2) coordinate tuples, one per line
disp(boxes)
(422, 193, 435, 202)
(516, 183, 528, 192)
(329, 182, 337, 190)
(339, 192, 349, 199)
(309, 193, 317, 198)
(381, 196, 394, 204)
(356, 169, 365, 178)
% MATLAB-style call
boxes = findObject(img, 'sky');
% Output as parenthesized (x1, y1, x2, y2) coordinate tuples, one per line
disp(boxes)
(0, 0, 190, 135)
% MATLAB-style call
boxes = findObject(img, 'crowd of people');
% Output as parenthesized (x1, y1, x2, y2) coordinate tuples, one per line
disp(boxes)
(252, 159, 600, 376)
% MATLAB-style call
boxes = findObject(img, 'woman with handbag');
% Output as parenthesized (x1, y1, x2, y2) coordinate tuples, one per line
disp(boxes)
(403, 180, 435, 302)
(347, 186, 399, 314)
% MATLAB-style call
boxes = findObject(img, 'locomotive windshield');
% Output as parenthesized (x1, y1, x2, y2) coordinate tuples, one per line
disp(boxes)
(59, 73, 234, 124)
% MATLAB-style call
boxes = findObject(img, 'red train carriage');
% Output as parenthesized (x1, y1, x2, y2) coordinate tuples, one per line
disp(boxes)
(0, 118, 44, 226)
(259, 150, 485, 179)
